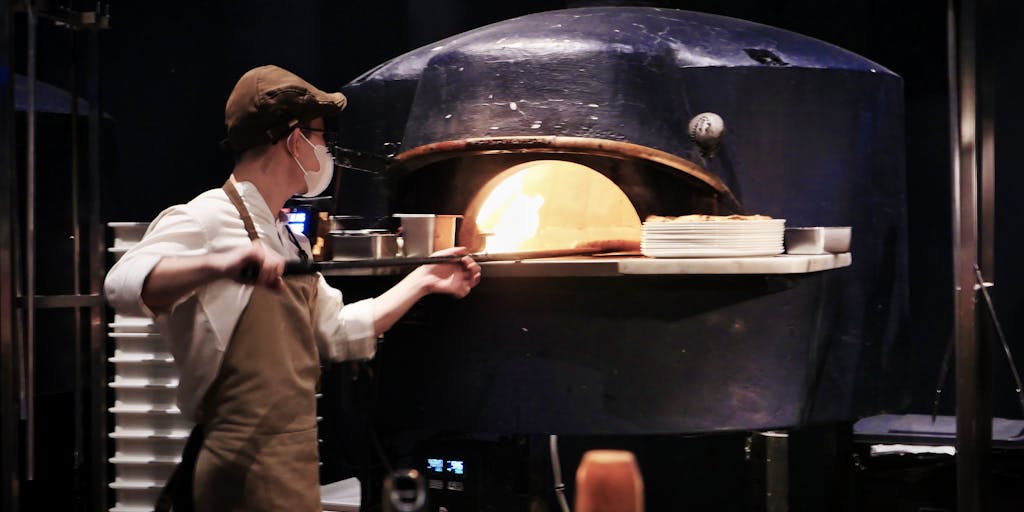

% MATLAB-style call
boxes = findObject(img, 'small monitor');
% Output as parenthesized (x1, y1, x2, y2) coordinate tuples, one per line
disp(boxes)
(426, 458, 444, 473)
(287, 210, 308, 235)
(446, 459, 464, 476)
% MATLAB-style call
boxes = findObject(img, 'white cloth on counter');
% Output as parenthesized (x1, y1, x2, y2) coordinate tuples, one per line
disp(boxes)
(104, 179, 377, 421)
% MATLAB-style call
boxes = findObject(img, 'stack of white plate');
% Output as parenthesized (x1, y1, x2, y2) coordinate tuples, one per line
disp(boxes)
(108, 221, 150, 264)
(641, 218, 786, 258)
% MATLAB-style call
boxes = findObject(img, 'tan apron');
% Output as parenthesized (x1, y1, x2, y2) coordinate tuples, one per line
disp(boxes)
(191, 179, 323, 511)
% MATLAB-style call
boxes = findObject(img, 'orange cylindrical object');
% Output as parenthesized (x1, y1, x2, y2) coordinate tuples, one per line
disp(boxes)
(574, 449, 644, 512)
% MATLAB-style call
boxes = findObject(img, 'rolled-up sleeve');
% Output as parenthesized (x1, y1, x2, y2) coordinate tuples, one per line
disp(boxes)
(103, 207, 209, 318)
(313, 274, 378, 362)
(104, 252, 163, 318)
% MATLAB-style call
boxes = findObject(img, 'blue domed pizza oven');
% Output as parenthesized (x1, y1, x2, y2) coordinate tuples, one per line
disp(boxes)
(329, 7, 908, 435)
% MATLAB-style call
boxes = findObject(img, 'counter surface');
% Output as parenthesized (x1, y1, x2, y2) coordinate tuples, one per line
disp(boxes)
(320, 252, 852, 278)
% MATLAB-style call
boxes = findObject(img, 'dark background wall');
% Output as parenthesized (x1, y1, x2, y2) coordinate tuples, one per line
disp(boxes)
(86, 0, 1020, 420)
(11, 0, 1024, 508)
(21, 0, 1024, 420)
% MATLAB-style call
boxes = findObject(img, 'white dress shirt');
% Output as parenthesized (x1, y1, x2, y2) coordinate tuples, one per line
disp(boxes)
(104, 180, 377, 421)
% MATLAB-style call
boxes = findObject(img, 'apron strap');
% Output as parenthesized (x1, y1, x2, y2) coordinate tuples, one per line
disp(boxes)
(223, 177, 260, 242)
(223, 177, 309, 262)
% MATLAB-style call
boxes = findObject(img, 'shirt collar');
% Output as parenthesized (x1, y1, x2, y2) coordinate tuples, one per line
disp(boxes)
(231, 179, 284, 226)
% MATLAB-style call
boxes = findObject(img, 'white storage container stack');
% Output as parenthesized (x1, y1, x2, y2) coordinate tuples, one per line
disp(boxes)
(105, 221, 362, 511)
(107, 222, 192, 512)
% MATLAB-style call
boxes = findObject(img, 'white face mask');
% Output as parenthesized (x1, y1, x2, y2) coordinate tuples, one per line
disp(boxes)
(291, 131, 335, 197)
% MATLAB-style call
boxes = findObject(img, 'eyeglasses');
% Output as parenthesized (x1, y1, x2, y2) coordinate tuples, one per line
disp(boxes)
(299, 126, 339, 148)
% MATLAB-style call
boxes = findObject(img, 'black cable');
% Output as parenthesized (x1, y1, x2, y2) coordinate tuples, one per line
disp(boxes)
(974, 264, 1024, 417)
(362, 358, 394, 475)
(355, 358, 396, 510)
(931, 334, 955, 423)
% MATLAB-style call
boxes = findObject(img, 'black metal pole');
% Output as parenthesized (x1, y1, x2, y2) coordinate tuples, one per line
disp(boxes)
(948, 0, 991, 511)
(86, 13, 108, 512)
(0, 0, 18, 509)
(977, 0, 995, 284)
(24, 2, 36, 483)
(68, 24, 87, 512)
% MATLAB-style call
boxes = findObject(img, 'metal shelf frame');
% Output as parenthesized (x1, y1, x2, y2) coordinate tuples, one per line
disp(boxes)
(1, 2, 111, 511)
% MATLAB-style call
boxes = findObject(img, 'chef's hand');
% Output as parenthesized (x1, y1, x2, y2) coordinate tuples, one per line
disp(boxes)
(213, 243, 285, 291)
(415, 246, 481, 298)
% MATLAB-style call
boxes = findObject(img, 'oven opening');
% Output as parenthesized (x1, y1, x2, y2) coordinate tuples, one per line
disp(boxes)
(460, 160, 642, 253)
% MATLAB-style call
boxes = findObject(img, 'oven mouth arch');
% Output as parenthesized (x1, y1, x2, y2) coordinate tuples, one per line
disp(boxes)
(388, 135, 742, 213)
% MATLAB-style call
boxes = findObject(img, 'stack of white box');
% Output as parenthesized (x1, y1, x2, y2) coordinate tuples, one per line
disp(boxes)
(107, 222, 192, 512)
(105, 221, 361, 511)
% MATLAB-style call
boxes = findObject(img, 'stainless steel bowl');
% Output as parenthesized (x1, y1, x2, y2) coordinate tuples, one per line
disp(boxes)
(329, 231, 401, 260)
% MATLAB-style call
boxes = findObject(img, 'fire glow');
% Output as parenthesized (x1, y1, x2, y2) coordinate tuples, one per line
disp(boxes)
(466, 160, 642, 253)
(475, 171, 544, 252)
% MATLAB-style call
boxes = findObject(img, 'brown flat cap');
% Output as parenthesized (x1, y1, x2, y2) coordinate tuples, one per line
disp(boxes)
(224, 65, 347, 152)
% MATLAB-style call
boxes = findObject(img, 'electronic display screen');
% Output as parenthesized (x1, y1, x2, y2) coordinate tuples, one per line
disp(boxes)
(446, 460, 464, 475)
(426, 457, 465, 476)
(286, 211, 307, 235)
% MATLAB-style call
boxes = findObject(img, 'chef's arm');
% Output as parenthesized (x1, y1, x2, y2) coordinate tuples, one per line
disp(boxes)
(370, 247, 481, 336)
(142, 243, 284, 311)
(369, 270, 432, 336)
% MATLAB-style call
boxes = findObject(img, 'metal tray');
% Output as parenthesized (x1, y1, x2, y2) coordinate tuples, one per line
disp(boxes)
(329, 231, 400, 260)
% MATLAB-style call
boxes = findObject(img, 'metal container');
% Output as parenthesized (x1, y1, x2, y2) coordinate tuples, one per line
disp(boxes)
(394, 214, 461, 257)
(328, 215, 365, 232)
(785, 227, 853, 254)
(329, 230, 400, 260)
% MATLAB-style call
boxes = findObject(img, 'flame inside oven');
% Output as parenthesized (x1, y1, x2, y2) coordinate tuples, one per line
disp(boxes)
(463, 160, 642, 252)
